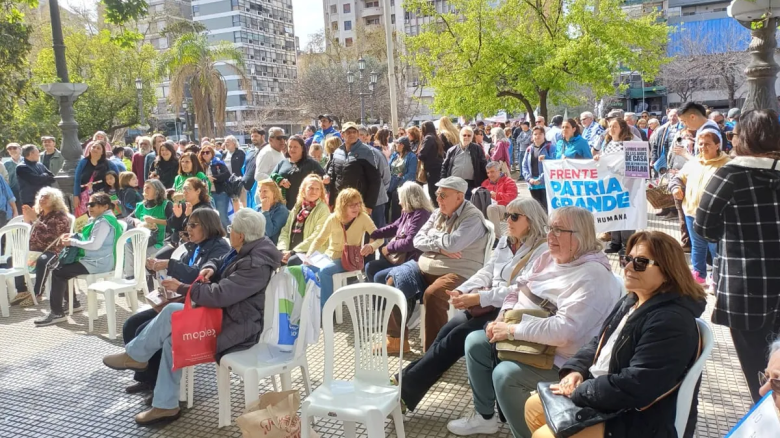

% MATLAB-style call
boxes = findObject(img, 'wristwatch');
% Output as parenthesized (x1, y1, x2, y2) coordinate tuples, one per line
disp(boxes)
(507, 324, 515, 341)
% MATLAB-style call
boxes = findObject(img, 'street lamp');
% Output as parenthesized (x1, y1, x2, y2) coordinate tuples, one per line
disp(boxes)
(728, 0, 780, 112)
(347, 58, 380, 125)
(135, 77, 145, 126)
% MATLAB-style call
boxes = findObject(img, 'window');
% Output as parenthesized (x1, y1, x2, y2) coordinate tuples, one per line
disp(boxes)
(329, 5, 337, 13)
(345, 37, 353, 47)
(343, 3, 350, 13)
(365, 0, 379, 7)
(391, 14, 395, 24)
(366, 17, 380, 25)
(332, 21, 338, 30)
(344, 20, 352, 30)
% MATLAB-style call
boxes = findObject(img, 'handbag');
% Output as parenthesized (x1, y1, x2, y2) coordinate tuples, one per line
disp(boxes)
(385, 237, 407, 265)
(496, 308, 557, 369)
(224, 174, 245, 198)
(170, 276, 224, 370)
(537, 321, 704, 437)
(236, 390, 317, 438)
(416, 159, 427, 184)
(340, 225, 364, 271)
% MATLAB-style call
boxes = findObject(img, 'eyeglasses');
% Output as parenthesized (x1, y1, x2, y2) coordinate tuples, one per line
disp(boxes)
(504, 212, 526, 222)
(544, 225, 575, 237)
(203, 151, 212, 155)
(435, 192, 448, 199)
(182, 186, 193, 192)
(758, 371, 780, 393)
(725, 131, 736, 141)
(620, 255, 659, 272)
(186, 222, 200, 229)
(87, 202, 99, 208)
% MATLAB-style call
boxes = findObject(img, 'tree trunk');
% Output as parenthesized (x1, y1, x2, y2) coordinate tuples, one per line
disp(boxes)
(538, 89, 549, 121)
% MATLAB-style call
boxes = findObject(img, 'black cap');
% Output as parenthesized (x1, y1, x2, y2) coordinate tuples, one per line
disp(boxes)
(317, 114, 334, 122)
(396, 136, 412, 150)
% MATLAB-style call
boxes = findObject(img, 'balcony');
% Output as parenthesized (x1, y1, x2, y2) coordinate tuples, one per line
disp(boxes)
(361, 6, 382, 18)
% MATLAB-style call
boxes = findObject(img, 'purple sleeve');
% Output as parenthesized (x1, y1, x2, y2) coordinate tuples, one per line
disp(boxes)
(370, 216, 401, 240)
(386, 210, 431, 253)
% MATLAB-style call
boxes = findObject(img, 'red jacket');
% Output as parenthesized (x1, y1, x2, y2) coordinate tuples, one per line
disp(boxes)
(480, 175, 518, 206)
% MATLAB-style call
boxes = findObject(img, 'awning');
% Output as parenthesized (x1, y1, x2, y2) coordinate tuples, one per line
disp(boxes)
(628, 86, 667, 99)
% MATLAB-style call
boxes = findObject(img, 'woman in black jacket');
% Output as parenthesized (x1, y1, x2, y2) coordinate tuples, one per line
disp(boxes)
(198, 145, 232, 229)
(418, 121, 445, 207)
(149, 141, 179, 189)
(153, 177, 214, 260)
(525, 231, 706, 438)
(271, 135, 325, 209)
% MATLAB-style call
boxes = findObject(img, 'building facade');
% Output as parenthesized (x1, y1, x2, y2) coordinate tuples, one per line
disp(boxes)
(192, 0, 298, 142)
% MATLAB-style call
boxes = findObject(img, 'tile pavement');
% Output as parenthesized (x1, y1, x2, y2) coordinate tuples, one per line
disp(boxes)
(0, 181, 754, 438)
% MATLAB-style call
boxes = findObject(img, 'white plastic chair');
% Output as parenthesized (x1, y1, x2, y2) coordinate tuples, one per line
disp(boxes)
(217, 285, 315, 427)
(6, 215, 24, 225)
(331, 270, 366, 324)
(86, 228, 151, 339)
(674, 319, 714, 437)
(422, 220, 495, 345)
(179, 366, 195, 409)
(67, 213, 76, 233)
(0, 223, 33, 316)
(301, 283, 407, 438)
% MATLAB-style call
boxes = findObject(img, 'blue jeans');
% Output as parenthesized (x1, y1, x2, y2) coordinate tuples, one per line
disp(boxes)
(126, 303, 185, 409)
(371, 203, 387, 229)
(309, 260, 348, 310)
(685, 215, 718, 278)
(365, 256, 394, 284)
(212, 191, 231, 229)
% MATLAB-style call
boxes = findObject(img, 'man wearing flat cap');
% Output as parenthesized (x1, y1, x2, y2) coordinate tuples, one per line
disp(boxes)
(383, 176, 489, 354)
(324, 121, 382, 211)
(312, 114, 342, 144)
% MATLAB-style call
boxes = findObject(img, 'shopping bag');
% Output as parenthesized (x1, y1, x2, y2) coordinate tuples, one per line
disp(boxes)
(236, 390, 317, 438)
(170, 277, 223, 371)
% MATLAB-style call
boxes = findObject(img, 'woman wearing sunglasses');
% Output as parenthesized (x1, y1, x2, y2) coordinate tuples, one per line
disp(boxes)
(397, 197, 548, 412)
(525, 231, 706, 438)
(34, 193, 124, 327)
(198, 145, 231, 229)
(449, 206, 622, 438)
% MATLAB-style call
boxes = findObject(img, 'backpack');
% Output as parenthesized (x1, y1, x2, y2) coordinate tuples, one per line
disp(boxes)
(471, 187, 492, 219)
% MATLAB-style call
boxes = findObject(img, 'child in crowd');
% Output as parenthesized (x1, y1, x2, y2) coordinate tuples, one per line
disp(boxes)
(310, 143, 328, 168)
(116, 171, 143, 218)
(105, 171, 121, 215)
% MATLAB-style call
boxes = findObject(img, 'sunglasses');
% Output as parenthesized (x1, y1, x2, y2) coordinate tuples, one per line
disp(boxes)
(87, 202, 107, 208)
(758, 371, 780, 393)
(504, 212, 526, 222)
(186, 222, 200, 229)
(620, 255, 658, 272)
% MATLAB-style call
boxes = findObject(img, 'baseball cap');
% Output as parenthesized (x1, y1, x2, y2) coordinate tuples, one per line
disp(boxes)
(41, 136, 55, 142)
(341, 122, 359, 132)
(727, 108, 741, 119)
(317, 114, 334, 122)
(435, 176, 468, 193)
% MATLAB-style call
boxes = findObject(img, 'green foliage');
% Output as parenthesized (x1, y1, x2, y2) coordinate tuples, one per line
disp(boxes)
(161, 20, 207, 40)
(0, 0, 37, 145)
(10, 28, 158, 143)
(101, 0, 148, 25)
(403, 0, 668, 120)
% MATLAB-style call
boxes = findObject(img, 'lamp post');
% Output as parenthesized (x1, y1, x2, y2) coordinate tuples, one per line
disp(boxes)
(39, 0, 87, 204)
(728, 0, 780, 112)
(135, 78, 145, 126)
(347, 57, 379, 125)
(183, 101, 190, 141)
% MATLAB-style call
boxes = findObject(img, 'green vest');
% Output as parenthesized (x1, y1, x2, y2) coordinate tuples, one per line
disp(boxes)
(134, 200, 169, 248)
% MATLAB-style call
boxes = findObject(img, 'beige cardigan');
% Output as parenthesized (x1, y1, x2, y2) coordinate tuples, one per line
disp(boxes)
(307, 212, 384, 260)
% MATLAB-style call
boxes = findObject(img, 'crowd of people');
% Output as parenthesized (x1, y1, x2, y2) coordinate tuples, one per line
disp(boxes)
(2, 103, 780, 436)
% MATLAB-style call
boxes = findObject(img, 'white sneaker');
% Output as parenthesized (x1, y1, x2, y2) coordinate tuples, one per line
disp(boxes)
(447, 411, 499, 436)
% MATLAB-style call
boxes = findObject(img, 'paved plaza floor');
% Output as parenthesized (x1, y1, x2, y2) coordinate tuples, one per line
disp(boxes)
(0, 182, 755, 438)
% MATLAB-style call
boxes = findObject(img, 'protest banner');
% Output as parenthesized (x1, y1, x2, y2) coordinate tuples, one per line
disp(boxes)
(543, 154, 648, 233)
(725, 391, 780, 438)
(624, 141, 650, 178)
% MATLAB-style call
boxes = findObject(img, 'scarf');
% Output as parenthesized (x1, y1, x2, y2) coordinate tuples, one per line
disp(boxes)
(75, 211, 123, 263)
(293, 200, 317, 235)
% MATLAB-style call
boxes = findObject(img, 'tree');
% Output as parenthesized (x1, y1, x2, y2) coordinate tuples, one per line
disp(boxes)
(0, 0, 37, 146)
(294, 25, 422, 125)
(158, 33, 251, 138)
(403, 0, 668, 121)
(8, 27, 158, 143)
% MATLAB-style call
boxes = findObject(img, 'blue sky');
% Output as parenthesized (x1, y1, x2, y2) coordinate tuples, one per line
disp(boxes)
(58, 0, 324, 47)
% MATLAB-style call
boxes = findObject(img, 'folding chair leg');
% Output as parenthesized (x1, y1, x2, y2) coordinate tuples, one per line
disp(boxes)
(217, 364, 232, 427)
(300, 363, 312, 397)
(26, 273, 38, 306)
(187, 367, 194, 408)
(243, 371, 259, 410)
(68, 280, 75, 316)
(0, 280, 9, 317)
(105, 292, 117, 340)
(280, 371, 292, 391)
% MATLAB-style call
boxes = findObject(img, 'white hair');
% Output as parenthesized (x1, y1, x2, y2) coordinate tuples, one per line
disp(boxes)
(231, 208, 266, 242)
(648, 118, 660, 127)
(709, 111, 723, 120)
(771, 337, 780, 356)
(486, 161, 502, 170)
(490, 127, 507, 140)
(506, 197, 548, 244)
(624, 112, 638, 122)
(399, 181, 433, 213)
(224, 135, 238, 146)
(35, 187, 68, 215)
(552, 206, 602, 258)
(580, 111, 594, 119)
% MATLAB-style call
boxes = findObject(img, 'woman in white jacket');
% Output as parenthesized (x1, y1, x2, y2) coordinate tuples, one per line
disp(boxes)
(394, 198, 549, 412)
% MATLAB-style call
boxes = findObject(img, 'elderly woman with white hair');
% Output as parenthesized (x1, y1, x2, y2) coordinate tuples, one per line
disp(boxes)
(759, 337, 780, 410)
(395, 197, 549, 412)
(448, 206, 622, 438)
(103, 208, 282, 426)
(7, 187, 71, 306)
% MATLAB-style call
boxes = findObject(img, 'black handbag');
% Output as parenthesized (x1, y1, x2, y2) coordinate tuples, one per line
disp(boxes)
(224, 174, 244, 198)
(537, 382, 623, 437)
